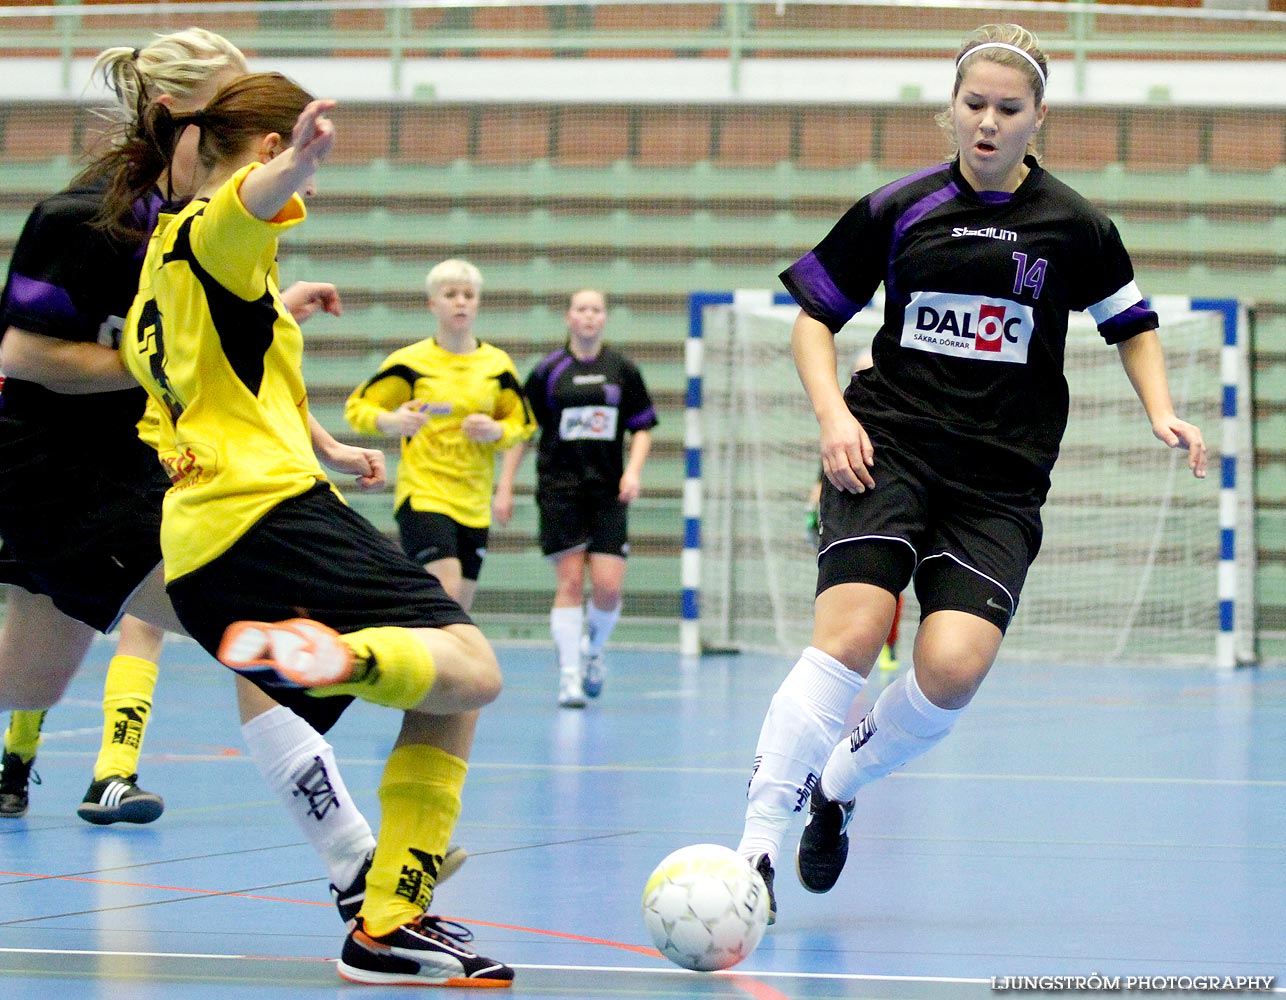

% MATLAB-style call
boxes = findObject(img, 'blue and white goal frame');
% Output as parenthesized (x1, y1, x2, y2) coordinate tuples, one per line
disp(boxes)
(681, 291, 1254, 669)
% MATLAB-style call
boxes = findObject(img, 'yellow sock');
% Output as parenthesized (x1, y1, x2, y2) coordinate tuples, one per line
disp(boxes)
(359, 744, 467, 937)
(311, 627, 436, 710)
(4, 710, 47, 762)
(93, 655, 158, 781)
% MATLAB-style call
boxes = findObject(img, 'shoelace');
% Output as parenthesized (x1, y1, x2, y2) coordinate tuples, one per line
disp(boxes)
(414, 915, 475, 945)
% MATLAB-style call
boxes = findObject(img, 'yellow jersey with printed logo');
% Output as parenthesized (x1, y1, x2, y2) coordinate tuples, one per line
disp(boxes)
(345, 337, 534, 528)
(122, 163, 330, 582)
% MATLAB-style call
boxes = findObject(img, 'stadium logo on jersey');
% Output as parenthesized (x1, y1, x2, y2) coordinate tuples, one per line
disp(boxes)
(559, 404, 618, 441)
(951, 225, 1018, 242)
(902, 291, 1034, 364)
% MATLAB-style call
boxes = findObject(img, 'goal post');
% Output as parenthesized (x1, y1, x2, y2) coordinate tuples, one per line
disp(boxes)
(684, 291, 1255, 668)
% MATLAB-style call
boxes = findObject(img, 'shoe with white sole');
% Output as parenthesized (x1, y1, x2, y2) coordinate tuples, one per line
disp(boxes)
(76, 774, 164, 825)
(338, 914, 514, 987)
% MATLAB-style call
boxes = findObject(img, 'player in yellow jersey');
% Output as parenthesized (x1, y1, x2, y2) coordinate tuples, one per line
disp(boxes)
(345, 259, 533, 612)
(112, 74, 512, 988)
(0, 28, 458, 938)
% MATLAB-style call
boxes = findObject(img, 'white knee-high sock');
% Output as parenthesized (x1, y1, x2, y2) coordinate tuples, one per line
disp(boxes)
(550, 606, 584, 675)
(738, 647, 865, 863)
(820, 670, 961, 803)
(242, 706, 376, 890)
(585, 601, 621, 656)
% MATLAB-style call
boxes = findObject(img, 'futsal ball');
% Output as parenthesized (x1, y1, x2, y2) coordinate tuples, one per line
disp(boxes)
(641, 844, 770, 972)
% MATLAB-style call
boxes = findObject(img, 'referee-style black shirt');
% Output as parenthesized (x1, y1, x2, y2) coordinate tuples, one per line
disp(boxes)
(781, 156, 1157, 498)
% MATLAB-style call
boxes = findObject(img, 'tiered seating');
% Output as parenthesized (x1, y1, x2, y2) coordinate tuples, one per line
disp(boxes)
(1, 95, 1281, 638)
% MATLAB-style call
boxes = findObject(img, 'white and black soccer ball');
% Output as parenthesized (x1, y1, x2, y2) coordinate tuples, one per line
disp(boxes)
(641, 843, 770, 972)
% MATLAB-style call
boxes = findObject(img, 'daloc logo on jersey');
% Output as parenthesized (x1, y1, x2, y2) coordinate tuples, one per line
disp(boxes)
(559, 404, 618, 441)
(902, 291, 1034, 364)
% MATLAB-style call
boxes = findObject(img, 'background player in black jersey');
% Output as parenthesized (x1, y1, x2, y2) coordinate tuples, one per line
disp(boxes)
(111, 78, 511, 986)
(0, 30, 243, 825)
(495, 289, 658, 708)
(733, 23, 1208, 923)
(0, 30, 448, 927)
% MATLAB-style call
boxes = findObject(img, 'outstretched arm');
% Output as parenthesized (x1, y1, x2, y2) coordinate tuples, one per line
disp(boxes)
(238, 100, 336, 222)
(1117, 329, 1208, 480)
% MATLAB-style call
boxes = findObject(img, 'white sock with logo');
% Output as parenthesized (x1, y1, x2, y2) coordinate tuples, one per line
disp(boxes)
(242, 706, 376, 890)
(819, 670, 961, 803)
(585, 600, 621, 656)
(550, 605, 584, 675)
(738, 647, 866, 863)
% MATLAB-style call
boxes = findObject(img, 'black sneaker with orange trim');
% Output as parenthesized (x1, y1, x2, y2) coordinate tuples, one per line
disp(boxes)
(338, 914, 513, 987)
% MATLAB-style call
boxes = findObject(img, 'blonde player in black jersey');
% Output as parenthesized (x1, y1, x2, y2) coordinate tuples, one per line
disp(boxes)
(0, 29, 463, 936)
(114, 75, 511, 987)
(733, 23, 1208, 923)
(345, 258, 534, 612)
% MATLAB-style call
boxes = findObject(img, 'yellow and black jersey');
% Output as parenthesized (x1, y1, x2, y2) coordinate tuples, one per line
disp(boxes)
(345, 338, 534, 528)
(122, 163, 329, 582)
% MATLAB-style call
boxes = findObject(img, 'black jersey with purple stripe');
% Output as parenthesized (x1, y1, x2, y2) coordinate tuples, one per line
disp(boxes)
(781, 156, 1156, 497)
(524, 344, 657, 492)
(0, 183, 164, 447)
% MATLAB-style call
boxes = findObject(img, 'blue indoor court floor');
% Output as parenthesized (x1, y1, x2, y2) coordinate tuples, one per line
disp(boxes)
(0, 638, 1283, 999)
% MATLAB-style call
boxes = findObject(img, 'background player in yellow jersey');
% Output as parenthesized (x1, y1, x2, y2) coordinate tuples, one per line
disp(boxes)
(344, 259, 534, 612)
(113, 75, 512, 987)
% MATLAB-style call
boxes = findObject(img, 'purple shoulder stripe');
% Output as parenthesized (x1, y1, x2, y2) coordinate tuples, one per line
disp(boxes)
(5, 273, 94, 337)
(891, 183, 961, 253)
(545, 354, 575, 410)
(869, 162, 951, 214)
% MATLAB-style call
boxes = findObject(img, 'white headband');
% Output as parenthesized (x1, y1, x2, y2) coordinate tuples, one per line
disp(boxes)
(958, 42, 1047, 87)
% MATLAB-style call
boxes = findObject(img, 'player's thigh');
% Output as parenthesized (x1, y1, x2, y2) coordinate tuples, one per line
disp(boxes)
(536, 487, 590, 556)
(0, 586, 96, 708)
(121, 562, 188, 635)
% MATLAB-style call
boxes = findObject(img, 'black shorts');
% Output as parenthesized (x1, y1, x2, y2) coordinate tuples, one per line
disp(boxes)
(536, 483, 629, 558)
(816, 430, 1043, 632)
(168, 483, 473, 734)
(395, 504, 489, 582)
(0, 424, 168, 633)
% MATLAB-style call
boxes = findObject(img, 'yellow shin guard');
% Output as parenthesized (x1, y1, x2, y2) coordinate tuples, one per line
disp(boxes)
(310, 627, 437, 709)
(94, 656, 158, 780)
(4, 709, 47, 762)
(359, 744, 468, 937)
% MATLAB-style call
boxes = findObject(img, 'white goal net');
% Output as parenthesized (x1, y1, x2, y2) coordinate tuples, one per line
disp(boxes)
(696, 294, 1254, 666)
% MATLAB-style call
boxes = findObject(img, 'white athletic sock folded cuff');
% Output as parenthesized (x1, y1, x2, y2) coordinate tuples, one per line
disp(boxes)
(901, 669, 962, 737)
(798, 646, 867, 708)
